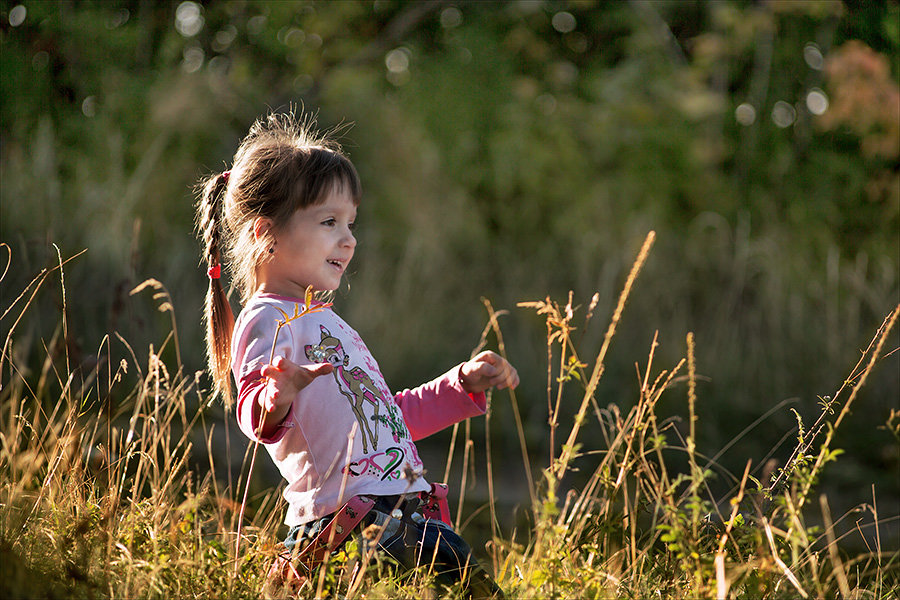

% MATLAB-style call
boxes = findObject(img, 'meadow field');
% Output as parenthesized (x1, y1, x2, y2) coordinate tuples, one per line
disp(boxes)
(1, 234, 897, 598)
(1, 2, 898, 597)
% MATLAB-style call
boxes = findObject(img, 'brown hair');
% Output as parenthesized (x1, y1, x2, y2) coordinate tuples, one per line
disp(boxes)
(195, 112, 361, 402)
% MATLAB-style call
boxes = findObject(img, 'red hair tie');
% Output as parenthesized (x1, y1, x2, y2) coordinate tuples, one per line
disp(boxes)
(222, 170, 230, 182)
(207, 264, 221, 280)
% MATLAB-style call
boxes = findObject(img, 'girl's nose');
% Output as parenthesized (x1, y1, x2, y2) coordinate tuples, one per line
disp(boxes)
(342, 227, 357, 248)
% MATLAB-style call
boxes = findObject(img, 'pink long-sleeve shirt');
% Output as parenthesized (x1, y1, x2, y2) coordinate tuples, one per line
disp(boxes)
(232, 293, 486, 526)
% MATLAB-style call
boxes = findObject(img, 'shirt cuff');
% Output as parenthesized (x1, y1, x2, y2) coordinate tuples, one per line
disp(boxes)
(452, 364, 487, 413)
(238, 370, 294, 444)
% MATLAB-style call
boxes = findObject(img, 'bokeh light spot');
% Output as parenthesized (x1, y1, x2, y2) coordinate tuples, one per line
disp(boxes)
(440, 7, 462, 29)
(212, 26, 238, 53)
(285, 28, 305, 48)
(182, 45, 205, 73)
(82, 96, 97, 118)
(385, 47, 412, 86)
(551, 61, 578, 86)
(805, 89, 829, 115)
(9, 5, 25, 27)
(565, 32, 589, 53)
(735, 103, 756, 126)
(536, 93, 557, 115)
(306, 33, 322, 49)
(385, 48, 410, 73)
(208, 55, 230, 76)
(175, 2, 204, 37)
(771, 101, 796, 128)
(247, 15, 266, 36)
(106, 9, 130, 30)
(803, 43, 824, 70)
(551, 11, 576, 34)
(32, 51, 49, 70)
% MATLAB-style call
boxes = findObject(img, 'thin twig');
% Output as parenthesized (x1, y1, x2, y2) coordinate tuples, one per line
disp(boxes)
(483, 298, 537, 509)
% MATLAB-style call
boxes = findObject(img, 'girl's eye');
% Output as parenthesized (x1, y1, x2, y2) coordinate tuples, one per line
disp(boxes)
(348, 222, 357, 232)
(322, 218, 336, 227)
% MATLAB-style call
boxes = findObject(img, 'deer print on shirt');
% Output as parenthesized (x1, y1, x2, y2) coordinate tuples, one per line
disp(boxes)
(305, 325, 383, 454)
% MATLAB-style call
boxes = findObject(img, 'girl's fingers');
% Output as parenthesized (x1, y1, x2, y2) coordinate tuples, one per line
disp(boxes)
(261, 359, 333, 410)
(295, 362, 333, 386)
(476, 353, 516, 386)
(475, 350, 501, 366)
(262, 355, 291, 378)
(462, 352, 519, 392)
(476, 362, 499, 379)
(265, 357, 331, 377)
(492, 371, 518, 389)
(493, 363, 519, 389)
(309, 362, 334, 376)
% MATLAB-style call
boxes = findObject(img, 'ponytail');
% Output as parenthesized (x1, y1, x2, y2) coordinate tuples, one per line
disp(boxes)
(197, 172, 235, 403)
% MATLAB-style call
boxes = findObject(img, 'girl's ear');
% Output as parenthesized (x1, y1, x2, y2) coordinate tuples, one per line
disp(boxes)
(253, 217, 274, 242)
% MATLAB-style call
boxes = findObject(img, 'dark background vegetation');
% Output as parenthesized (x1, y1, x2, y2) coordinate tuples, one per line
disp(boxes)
(2, 0, 898, 547)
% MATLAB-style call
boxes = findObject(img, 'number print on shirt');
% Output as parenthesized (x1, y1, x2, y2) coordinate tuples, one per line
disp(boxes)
(342, 446, 405, 481)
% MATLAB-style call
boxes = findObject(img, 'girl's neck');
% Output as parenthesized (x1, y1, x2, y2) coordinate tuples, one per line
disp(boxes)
(254, 287, 333, 306)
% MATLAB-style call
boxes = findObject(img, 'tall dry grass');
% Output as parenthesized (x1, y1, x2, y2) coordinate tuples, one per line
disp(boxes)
(1, 238, 897, 599)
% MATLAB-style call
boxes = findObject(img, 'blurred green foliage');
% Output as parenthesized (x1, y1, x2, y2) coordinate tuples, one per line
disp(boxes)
(2, 0, 898, 518)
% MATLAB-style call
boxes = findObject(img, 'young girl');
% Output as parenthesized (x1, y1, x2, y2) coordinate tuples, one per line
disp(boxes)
(195, 113, 517, 597)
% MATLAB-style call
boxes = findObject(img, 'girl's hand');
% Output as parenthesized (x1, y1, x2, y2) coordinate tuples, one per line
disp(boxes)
(460, 351, 519, 394)
(260, 355, 334, 415)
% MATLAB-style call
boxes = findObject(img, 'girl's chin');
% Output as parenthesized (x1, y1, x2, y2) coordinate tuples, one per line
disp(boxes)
(317, 280, 340, 292)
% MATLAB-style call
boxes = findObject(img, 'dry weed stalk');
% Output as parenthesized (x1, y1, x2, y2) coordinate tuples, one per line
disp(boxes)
(552, 230, 655, 481)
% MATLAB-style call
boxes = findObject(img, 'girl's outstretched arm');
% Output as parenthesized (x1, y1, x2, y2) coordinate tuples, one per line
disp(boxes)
(459, 351, 519, 394)
(249, 356, 333, 439)
(392, 352, 518, 441)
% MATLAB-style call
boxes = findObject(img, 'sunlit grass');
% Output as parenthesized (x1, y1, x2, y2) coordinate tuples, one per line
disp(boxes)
(1, 239, 898, 599)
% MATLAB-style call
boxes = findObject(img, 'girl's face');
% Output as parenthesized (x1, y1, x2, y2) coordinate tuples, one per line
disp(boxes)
(257, 187, 357, 297)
